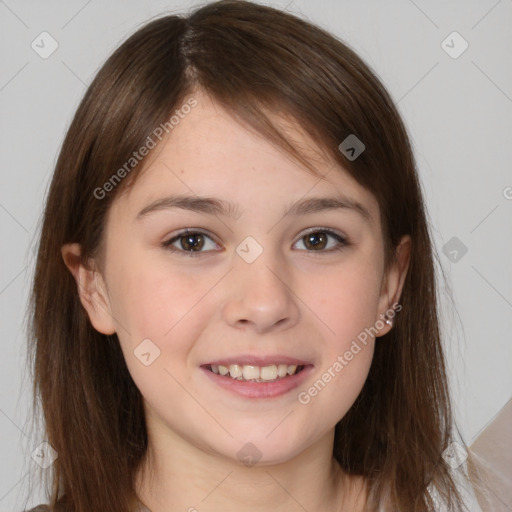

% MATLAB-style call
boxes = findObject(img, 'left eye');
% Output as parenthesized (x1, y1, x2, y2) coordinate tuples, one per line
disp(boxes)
(162, 228, 347, 257)
(293, 229, 347, 252)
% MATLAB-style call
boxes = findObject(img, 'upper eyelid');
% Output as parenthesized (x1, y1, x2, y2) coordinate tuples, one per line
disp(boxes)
(169, 228, 220, 243)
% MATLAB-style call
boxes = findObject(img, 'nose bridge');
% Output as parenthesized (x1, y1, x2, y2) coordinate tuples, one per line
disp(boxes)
(221, 237, 300, 332)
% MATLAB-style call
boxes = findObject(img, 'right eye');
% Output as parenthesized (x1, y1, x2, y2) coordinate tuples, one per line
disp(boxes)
(161, 229, 221, 257)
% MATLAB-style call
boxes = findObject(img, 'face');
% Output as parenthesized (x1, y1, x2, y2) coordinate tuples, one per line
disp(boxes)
(69, 89, 408, 466)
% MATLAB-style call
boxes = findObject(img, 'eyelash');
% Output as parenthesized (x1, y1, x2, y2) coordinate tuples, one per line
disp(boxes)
(161, 228, 349, 257)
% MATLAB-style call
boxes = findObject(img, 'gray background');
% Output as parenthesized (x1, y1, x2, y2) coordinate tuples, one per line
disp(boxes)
(1, 0, 511, 509)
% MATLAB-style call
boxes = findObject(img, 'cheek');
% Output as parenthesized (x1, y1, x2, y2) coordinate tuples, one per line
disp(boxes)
(305, 254, 384, 348)
(106, 253, 218, 373)
(293, 255, 382, 420)
(296, 316, 376, 430)
(298, 344, 374, 434)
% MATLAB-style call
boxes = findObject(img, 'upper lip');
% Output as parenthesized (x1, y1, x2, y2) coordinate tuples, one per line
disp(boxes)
(203, 355, 313, 367)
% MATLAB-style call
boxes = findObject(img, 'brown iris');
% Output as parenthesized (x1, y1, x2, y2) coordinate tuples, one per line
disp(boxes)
(179, 233, 205, 251)
(303, 232, 328, 250)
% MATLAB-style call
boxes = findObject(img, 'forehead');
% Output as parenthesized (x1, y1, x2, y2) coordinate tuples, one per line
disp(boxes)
(112, 90, 380, 226)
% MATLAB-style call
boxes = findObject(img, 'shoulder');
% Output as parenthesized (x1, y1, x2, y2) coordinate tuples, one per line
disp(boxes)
(24, 507, 51, 512)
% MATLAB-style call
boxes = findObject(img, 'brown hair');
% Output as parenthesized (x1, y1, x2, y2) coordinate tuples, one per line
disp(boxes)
(29, 1, 474, 511)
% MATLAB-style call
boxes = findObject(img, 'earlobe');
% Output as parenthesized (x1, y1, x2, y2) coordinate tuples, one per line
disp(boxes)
(376, 235, 412, 337)
(61, 243, 117, 335)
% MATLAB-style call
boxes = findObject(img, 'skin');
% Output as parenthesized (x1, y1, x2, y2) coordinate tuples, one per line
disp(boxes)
(62, 89, 411, 512)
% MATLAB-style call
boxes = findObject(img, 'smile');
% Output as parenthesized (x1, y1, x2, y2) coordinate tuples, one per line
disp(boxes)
(201, 358, 314, 399)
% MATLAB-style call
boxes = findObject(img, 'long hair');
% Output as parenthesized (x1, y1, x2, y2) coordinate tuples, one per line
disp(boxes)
(29, 1, 472, 510)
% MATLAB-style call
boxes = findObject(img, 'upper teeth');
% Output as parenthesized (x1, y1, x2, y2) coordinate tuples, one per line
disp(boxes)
(210, 364, 299, 381)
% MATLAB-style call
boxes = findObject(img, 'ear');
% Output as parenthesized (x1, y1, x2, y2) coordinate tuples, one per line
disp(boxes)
(375, 235, 411, 337)
(61, 243, 117, 335)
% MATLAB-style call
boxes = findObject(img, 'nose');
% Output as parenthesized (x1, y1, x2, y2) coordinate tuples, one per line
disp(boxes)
(221, 248, 300, 334)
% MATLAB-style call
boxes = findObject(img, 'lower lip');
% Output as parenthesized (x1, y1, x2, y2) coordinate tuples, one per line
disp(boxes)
(200, 365, 314, 399)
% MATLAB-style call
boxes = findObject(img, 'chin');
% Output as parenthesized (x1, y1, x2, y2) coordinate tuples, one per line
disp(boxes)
(220, 430, 312, 468)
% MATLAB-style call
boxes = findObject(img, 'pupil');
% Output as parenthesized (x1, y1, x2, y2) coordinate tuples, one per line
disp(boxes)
(306, 232, 326, 250)
(182, 234, 204, 251)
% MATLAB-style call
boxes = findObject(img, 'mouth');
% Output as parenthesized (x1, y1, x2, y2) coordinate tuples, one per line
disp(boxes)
(200, 357, 313, 399)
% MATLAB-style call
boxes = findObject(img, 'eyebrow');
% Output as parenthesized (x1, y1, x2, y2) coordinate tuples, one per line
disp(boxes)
(136, 194, 372, 224)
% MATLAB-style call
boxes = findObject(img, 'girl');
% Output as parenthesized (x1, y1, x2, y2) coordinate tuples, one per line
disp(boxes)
(27, 1, 484, 510)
